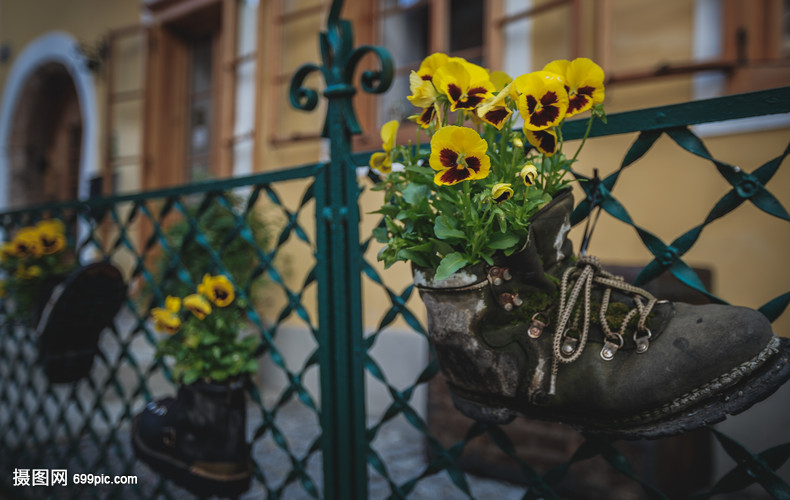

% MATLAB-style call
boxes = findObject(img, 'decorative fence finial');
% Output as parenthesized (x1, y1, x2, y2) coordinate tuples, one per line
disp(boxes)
(289, 0, 394, 137)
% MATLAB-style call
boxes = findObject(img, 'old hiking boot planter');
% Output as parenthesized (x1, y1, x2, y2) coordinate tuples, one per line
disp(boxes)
(414, 189, 790, 439)
(131, 377, 252, 496)
(132, 273, 256, 494)
(35, 262, 126, 383)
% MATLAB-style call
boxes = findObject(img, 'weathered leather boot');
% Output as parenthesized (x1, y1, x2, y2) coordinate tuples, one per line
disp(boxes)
(35, 262, 125, 383)
(131, 378, 252, 495)
(414, 189, 790, 439)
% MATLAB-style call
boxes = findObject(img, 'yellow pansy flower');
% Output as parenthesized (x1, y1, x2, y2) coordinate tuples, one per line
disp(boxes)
(165, 295, 181, 312)
(152, 308, 181, 335)
(184, 293, 212, 320)
(407, 71, 439, 129)
(429, 126, 491, 186)
(36, 219, 66, 255)
(476, 82, 514, 130)
(198, 274, 235, 308)
(514, 71, 569, 131)
(518, 164, 539, 186)
(11, 227, 42, 259)
(369, 120, 399, 174)
(491, 183, 514, 203)
(416, 53, 450, 82)
(433, 61, 495, 112)
(407, 71, 438, 108)
(524, 127, 558, 156)
(543, 58, 605, 117)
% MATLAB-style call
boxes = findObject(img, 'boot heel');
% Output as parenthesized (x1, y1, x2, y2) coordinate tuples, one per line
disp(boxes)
(449, 390, 517, 425)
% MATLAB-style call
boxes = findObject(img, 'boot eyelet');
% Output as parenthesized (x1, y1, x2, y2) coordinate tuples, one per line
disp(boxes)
(498, 292, 521, 311)
(527, 312, 549, 339)
(560, 328, 580, 357)
(600, 335, 624, 361)
(634, 328, 652, 354)
(488, 266, 512, 286)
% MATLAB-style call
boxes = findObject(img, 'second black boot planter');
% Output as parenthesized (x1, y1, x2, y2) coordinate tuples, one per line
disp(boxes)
(35, 261, 126, 383)
(414, 190, 790, 439)
(131, 377, 252, 497)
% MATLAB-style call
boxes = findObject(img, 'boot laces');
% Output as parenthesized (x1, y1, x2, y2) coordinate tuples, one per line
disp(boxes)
(548, 255, 657, 395)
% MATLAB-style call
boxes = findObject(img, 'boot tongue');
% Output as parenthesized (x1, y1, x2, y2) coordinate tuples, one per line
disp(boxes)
(530, 189, 574, 271)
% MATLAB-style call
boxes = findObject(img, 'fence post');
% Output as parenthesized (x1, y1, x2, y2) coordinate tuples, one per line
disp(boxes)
(289, 1, 393, 498)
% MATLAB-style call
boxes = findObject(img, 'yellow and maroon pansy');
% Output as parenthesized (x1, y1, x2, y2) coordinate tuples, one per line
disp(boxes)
(407, 71, 438, 108)
(476, 82, 514, 130)
(518, 163, 539, 186)
(407, 71, 439, 129)
(543, 58, 604, 117)
(184, 293, 212, 320)
(152, 308, 181, 335)
(152, 295, 182, 334)
(491, 183, 514, 203)
(369, 120, 400, 174)
(429, 126, 491, 186)
(198, 274, 235, 307)
(433, 60, 495, 112)
(514, 71, 569, 131)
(524, 127, 558, 156)
(35, 219, 66, 255)
(11, 227, 42, 259)
(416, 53, 450, 82)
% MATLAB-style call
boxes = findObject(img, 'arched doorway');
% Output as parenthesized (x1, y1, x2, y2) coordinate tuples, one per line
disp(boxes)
(0, 32, 99, 210)
(7, 62, 82, 206)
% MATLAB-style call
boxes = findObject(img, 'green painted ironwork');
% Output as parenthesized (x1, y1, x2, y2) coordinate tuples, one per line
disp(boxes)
(290, 2, 393, 498)
(0, 0, 788, 497)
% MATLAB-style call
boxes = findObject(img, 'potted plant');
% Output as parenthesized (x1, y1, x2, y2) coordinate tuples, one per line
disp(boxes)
(132, 273, 257, 496)
(0, 219, 125, 383)
(372, 53, 790, 439)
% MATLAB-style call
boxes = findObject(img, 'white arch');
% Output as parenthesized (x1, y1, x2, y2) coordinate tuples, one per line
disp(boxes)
(0, 31, 99, 209)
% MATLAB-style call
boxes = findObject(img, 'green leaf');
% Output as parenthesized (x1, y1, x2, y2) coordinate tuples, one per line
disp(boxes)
(372, 226, 389, 244)
(434, 216, 465, 240)
(434, 252, 469, 281)
(402, 183, 431, 205)
(397, 248, 430, 267)
(182, 369, 199, 385)
(243, 358, 258, 373)
(488, 232, 520, 250)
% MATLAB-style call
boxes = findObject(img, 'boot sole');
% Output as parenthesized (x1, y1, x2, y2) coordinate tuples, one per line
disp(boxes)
(448, 337, 790, 440)
(131, 415, 252, 496)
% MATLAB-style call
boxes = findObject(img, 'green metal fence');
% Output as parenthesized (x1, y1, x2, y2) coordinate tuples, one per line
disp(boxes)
(1, 1, 790, 498)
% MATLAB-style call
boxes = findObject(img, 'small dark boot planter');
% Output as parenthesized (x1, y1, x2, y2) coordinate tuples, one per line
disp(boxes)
(414, 189, 790, 439)
(131, 377, 252, 497)
(34, 261, 125, 383)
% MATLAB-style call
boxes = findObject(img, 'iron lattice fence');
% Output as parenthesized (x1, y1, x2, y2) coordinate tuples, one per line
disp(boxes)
(1, 1, 790, 498)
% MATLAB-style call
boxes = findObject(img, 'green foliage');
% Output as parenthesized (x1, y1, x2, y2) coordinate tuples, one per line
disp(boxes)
(150, 195, 272, 384)
(372, 119, 577, 281)
(158, 195, 270, 299)
(155, 296, 258, 384)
